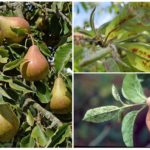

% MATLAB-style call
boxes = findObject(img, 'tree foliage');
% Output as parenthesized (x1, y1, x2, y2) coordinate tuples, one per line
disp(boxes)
(74, 2, 150, 72)
(0, 2, 72, 148)
(83, 74, 148, 147)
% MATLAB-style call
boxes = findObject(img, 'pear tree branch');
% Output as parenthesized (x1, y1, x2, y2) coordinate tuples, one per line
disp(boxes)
(24, 98, 63, 128)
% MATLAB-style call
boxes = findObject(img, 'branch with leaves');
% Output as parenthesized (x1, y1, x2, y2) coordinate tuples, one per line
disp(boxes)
(83, 74, 150, 147)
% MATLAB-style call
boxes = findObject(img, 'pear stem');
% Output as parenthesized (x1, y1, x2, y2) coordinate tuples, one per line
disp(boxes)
(28, 34, 35, 45)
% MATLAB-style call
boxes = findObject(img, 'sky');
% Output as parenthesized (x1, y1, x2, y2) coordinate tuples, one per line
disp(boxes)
(74, 2, 116, 28)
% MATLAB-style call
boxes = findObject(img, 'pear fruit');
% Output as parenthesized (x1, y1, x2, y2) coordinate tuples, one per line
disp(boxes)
(0, 103, 19, 142)
(20, 45, 49, 81)
(146, 109, 150, 132)
(50, 77, 72, 114)
(0, 16, 30, 43)
(146, 97, 150, 107)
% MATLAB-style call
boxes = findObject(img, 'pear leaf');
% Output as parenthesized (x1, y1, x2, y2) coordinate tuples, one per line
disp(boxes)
(83, 106, 120, 123)
(122, 74, 146, 103)
(55, 43, 72, 73)
(121, 110, 141, 147)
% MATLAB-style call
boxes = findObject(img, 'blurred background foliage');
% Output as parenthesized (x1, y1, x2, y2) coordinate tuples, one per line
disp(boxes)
(74, 74, 150, 147)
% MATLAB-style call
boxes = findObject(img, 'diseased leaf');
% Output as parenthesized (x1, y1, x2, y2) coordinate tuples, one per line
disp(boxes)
(83, 106, 120, 123)
(122, 74, 146, 103)
(112, 84, 122, 102)
(121, 110, 139, 147)
(119, 42, 150, 72)
(105, 7, 135, 40)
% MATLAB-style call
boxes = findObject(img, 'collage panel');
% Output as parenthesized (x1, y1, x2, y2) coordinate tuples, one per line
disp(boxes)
(74, 74, 150, 147)
(74, 2, 150, 72)
(0, 2, 72, 148)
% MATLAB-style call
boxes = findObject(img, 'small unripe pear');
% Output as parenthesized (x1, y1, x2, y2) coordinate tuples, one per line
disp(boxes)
(0, 16, 30, 43)
(0, 104, 19, 142)
(50, 77, 72, 114)
(20, 45, 49, 81)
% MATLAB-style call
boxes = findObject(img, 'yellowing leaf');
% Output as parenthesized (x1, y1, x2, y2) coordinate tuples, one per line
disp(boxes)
(119, 42, 150, 71)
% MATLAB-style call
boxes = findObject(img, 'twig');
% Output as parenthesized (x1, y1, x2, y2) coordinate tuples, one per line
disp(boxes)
(24, 98, 63, 128)
(57, 11, 72, 27)
(28, 34, 35, 45)
(89, 126, 111, 146)
(33, 103, 63, 127)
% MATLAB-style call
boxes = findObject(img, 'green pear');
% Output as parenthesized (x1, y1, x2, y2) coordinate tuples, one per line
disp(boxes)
(50, 77, 72, 114)
(0, 104, 19, 142)
(20, 45, 49, 81)
(0, 16, 30, 43)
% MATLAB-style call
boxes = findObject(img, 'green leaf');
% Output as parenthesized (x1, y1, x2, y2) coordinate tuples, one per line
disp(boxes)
(9, 80, 33, 94)
(105, 7, 134, 39)
(20, 134, 35, 147)
(31, 125, 48, 147)
(0, 74, 12, 82)
(121, 110, 139, 147)
(90, 7, 96, 35)
(0, 55, 8, 63)
(37, 41, 51, 57)
(0, 87, 11, 99)
(55, 43, 72, 73)
(103, 58, 120, 72)
(35, 81, 51, 103)
(3, 58, 23, 72)
(26, 109, 34, 126)
(122, 74, 146, 103)
(11, 27, 28, 36)
(80, 47, 112, 67)
(0, 47, 9, 57)
(54, 125, 71, 147)
(48, 124, 70, 147)
(83, 106, 120, 123)
(112, 84, 122, 102)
